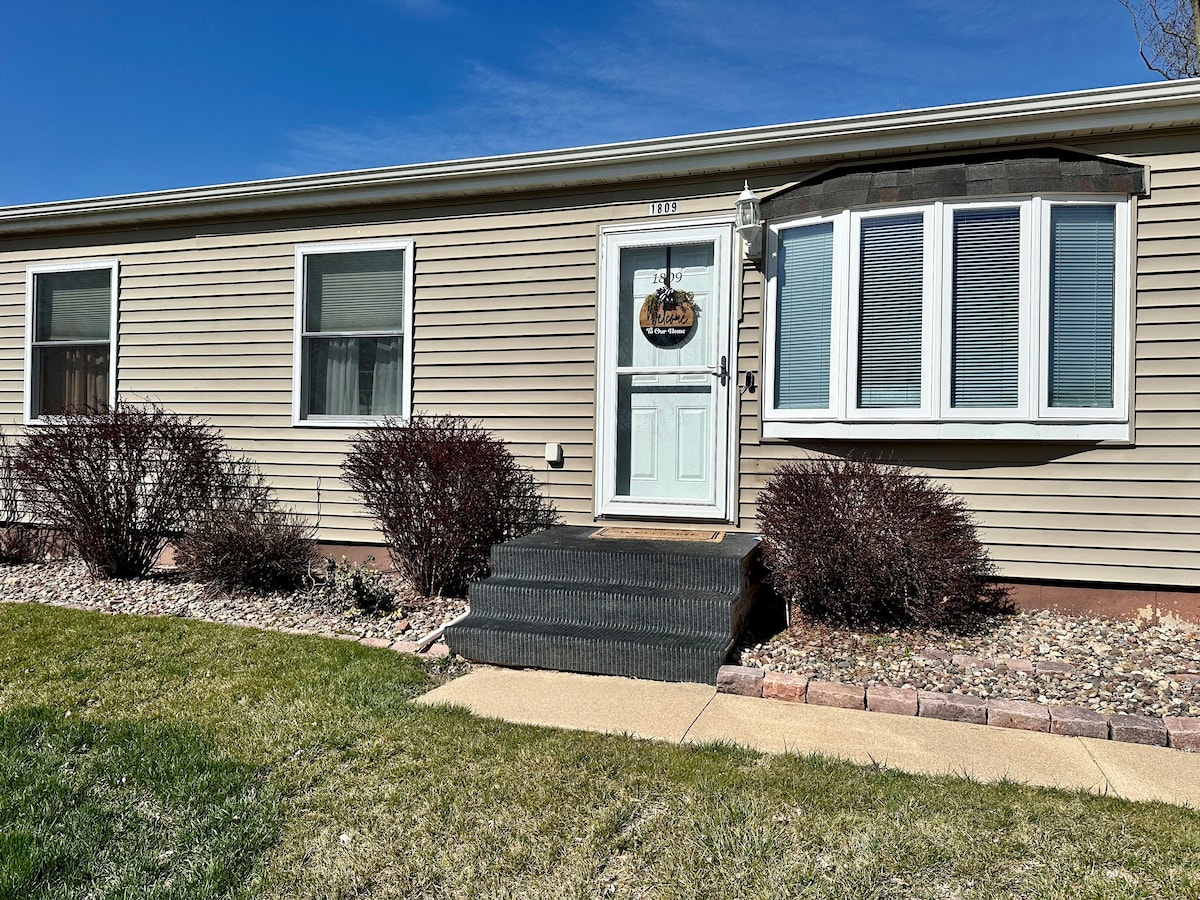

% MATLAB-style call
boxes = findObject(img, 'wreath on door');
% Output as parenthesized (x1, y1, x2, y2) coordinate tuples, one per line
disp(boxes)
(638, 285, 698, 348)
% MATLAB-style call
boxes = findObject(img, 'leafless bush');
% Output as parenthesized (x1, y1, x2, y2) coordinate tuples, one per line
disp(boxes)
(757, 456, 1012, 628)
(342, 414, 559, 597)
(175, 458, 318, 593)
(0, 431, 54, 565)
(14, 403, 227, 579)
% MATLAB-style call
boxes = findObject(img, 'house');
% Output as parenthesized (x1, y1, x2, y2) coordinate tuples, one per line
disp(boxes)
(2, 79, 1200, 636)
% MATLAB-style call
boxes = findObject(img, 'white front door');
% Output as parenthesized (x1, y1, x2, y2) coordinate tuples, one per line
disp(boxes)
(597, 222, 735, 520)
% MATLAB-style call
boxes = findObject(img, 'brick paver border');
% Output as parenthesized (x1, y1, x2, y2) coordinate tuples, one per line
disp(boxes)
(717, 665, 1198, 752)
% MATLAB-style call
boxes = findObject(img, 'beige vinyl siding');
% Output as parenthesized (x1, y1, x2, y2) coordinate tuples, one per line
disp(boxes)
(736, 144, 1200, 587)
(0, 137, 1198, 588)
(0, 183, 743, 544)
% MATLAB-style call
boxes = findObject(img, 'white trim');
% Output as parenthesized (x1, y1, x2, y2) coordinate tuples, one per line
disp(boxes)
(0, 80, 1195, 234)
(598, 214, 737, 235)
(762, 212, 847, 421)
(763, 194, 1131, 438)
(24, 258, 119, 425)
(936, 198, 1035, 421)
(595, 221, 736, 521)
(762, 420, 1132, 442)
(844, 204, 936, 420)
(1035, 196, 1131, 422)
(291, 237, 416, 427)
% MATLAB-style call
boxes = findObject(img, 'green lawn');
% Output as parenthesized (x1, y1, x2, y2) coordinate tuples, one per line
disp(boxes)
(0, 603, 1197, 899)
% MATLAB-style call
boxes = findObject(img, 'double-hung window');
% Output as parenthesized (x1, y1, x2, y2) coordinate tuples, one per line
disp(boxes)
(25, 260, 118, 421)
(765, 195, 1129, 440)
(294, 239, 414, 424)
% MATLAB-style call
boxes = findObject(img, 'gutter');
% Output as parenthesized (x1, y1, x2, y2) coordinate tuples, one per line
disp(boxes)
(1, 79, 1199, 235)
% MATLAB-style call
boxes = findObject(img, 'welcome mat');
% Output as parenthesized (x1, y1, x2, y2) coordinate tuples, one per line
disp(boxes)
(590, 527, 724, 543)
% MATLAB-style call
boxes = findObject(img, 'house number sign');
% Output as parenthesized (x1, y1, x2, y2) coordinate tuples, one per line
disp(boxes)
(647, 200, 678, 215)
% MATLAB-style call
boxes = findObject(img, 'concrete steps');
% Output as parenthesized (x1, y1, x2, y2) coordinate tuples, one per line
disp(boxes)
(445, 526, 762, 684)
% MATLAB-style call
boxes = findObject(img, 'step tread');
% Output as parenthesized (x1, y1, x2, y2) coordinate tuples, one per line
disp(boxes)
(448, 615, 731, 650)
(473, 576, 736, 602)
(446, 619, 729, 683)
(498, 525, 759, 559)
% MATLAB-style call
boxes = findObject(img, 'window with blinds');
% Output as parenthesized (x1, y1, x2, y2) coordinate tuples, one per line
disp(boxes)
(951, 207, 1021, 409)
(776, 222, 833, 409)
(1048, 206, 1115, 409)
(767, 195, 1126, 436)
(30, 265, 114, 418)
(857, 214, 925, 409)
(298, 244, 411, 421)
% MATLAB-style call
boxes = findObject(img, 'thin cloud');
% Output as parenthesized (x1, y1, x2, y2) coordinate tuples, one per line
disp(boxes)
(266, 0, 1145, 178)
(382, 0, 455, 18)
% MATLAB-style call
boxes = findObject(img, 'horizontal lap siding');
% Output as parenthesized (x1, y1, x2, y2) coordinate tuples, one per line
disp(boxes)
(736, 146, 1200, 587)
(3, 140, 1199, 585)
(0, 185, 743, 543)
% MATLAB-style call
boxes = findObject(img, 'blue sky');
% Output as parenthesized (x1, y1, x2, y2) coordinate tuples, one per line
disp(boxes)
(0, 0, 1158, 206)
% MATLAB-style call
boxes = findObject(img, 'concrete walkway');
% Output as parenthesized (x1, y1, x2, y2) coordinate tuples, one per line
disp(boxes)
(417, 666, 1200, 809)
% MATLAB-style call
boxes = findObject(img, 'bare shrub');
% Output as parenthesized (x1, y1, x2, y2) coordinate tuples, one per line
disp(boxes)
(175, 458, 318, 593)
(757, 456, 1012, 628)
(14, 403, 227, 579)
(342, 414, 559, 597)
(0, 431, 54, 564)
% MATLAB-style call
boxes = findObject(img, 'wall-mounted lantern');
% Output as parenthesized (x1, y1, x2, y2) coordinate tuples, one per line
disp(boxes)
(735, 181, 762, 260)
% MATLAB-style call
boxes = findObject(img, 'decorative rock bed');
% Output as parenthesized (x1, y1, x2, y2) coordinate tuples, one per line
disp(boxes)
(737, 610, 1200, 718)
(729, 608, 1200, 752)
(0, 560, 467, 655)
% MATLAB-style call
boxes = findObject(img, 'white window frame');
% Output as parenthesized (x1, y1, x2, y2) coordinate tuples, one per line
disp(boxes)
(937, 199, 1036, 422)
(763, 194, 1131, 442)
(24, 258, 119, 425)
(292, 237, 416, 427)
(845, 204, 937, 421)
(1035, 196, 1131, 423)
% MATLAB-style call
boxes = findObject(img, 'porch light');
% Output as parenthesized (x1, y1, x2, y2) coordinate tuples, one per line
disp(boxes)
(735, 181, 762, 259)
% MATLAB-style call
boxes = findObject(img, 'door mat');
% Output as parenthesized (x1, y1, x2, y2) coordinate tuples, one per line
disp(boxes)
(591, 527, 724, 543)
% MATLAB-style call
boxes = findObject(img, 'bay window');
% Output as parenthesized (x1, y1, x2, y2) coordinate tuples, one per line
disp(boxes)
(294, 239, 414, 424)
(26, 260, 118, 421)
(765, 195, 1129, 440)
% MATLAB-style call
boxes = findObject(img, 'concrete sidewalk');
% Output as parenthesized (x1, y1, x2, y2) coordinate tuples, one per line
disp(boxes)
(417, 666, 1200, 808)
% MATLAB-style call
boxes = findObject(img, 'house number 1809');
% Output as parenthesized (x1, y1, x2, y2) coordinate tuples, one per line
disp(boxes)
(647, 201, 678, 215)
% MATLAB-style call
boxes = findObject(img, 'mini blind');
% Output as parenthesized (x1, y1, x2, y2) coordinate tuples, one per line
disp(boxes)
(858, 214, 924, 408)
(35, 269, 111, 342)
(951, 208, 1021, 408)
(776, 222, 834, 409)
(1048, 206, 1115, 408)
(306, 249, 406, 333)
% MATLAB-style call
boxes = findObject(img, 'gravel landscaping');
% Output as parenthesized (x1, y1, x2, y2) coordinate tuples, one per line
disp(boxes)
(0, 560, 468, 644)
(736, 610, 1200, 718)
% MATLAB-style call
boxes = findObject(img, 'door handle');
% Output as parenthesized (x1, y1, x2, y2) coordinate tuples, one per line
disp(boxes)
(710, 355, 729, 386)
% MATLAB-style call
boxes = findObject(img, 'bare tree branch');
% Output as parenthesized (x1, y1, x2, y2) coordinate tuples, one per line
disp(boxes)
(1119, 0, 1200, 78)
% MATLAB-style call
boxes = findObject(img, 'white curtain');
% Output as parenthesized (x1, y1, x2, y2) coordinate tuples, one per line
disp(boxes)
(310, 336, 402, 417)
(40, 346, 108, 414)
(317, 338, 359, 417)
(369, 337, 402, 416)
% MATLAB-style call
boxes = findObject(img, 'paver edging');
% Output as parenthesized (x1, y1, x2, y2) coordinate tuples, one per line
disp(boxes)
(716, 664, 1197, 753)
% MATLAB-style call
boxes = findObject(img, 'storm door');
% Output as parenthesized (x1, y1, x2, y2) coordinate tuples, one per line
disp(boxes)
(597, 223, 735, 519)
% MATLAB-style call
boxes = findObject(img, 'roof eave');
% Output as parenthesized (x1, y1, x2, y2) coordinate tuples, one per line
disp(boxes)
(2, 79, 1198, 235)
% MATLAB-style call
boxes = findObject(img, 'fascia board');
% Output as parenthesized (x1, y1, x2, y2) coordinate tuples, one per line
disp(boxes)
(1, 79, 1199, 235)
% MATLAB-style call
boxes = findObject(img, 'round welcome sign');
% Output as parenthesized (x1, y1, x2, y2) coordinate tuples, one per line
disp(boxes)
(639, 287, 697, 348)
